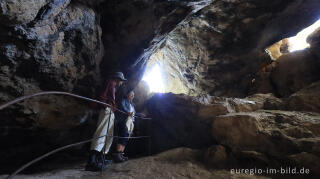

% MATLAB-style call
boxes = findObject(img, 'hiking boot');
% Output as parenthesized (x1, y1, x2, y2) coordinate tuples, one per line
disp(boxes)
(85, 150, 109, 172)
(112, 152, 126, 163)
(121, 153, 128, 161)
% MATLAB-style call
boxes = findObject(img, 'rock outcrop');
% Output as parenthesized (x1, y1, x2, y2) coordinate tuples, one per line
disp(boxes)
(145, 92, 282, 153)
(285, 81, 320, 113)
(252, 25, 320, 97)
(146, 82, 320, 176)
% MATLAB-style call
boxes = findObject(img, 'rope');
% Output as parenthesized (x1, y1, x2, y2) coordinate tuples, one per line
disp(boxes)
(6, 135, 150, 179)
(0, 91, 153, 178)
(0, 91, 152, 120)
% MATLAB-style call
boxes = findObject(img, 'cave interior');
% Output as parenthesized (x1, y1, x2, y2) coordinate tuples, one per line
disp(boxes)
(0, 0, 320, 178)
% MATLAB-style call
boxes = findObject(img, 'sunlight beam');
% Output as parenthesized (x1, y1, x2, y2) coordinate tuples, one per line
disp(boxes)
(142, 64, 164, 93)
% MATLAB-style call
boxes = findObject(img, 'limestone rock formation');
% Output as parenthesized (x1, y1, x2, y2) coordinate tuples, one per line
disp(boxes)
(145, 93, 215, 153)
(145, 92, 283, 153)
(212, 110, 320, 155)
(0, 0, 49, 26)
(148, 0, 320, 97)
(252, 23, 320, 97)
(285, 81, 320, 113)
(252, 48, 320, 97)
(211, 109, 320, 176)
(270, 50, 320, 97)
(145, 84, 320, 176)
(0, 2, 103, 172)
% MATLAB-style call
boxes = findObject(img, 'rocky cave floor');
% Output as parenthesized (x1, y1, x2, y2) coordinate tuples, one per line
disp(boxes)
(0, 148, 272, 179)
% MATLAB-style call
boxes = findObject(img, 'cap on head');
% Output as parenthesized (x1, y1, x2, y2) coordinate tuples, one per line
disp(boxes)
(110, 72, 127, 81)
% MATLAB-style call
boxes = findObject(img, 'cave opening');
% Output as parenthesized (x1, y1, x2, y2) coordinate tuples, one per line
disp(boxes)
(142, 64, 164, 93)
(266, 19, 320, 60)
(138, 49, 193, 96)
(288, 19, 320, 52)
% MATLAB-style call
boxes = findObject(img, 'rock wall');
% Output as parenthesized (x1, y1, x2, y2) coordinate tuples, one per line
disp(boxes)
(0, 0, 212, 173)
(0, 1, 105, 172)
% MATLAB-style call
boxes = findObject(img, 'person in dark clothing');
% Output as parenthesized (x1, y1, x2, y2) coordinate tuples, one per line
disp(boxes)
(85, 72, 127, 171)
(113, 91, 145, 162)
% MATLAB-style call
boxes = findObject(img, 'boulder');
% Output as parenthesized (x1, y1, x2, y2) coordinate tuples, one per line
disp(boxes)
(270, 49, 320, 97)
(145, 93, 283, 153)
(212, 110, 320, 157)
(145, 93, 215, 154)
(252, 48, 320, 97)
(285, 81, 320, 113)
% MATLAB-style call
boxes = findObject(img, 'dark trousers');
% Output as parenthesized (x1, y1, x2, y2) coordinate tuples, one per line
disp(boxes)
(117, 117, 130, 146)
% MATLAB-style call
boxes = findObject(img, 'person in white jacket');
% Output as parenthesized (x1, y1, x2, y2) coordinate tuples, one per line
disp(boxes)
(86, 72, 127, 171)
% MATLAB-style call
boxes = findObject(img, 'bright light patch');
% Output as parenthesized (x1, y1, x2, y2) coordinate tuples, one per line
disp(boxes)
(289, 19, 320, 52)
(142, 64, 164, 93)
